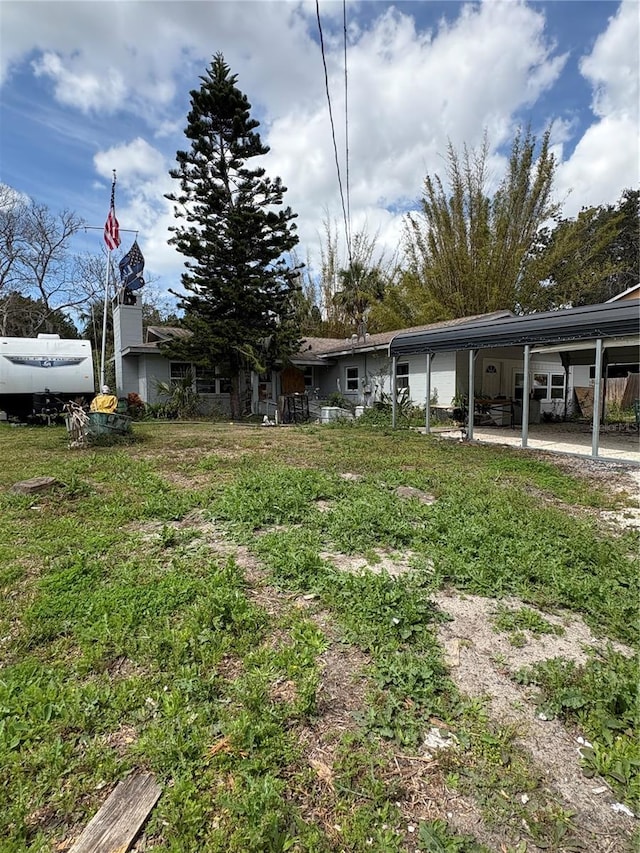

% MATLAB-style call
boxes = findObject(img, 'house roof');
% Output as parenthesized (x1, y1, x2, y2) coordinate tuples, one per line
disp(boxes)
(390, 300, 640, 357)
(297, 311, 512, 360)
(128, 304, 632, 367)
(146, 325, 191, 343)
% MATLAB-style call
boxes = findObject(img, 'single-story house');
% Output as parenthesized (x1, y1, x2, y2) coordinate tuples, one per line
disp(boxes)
(388, 296, 639, 455)
(112, 290, 639, 453)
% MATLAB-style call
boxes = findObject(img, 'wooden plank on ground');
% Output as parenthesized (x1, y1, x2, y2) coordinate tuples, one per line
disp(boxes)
(68, 773, 161, 853)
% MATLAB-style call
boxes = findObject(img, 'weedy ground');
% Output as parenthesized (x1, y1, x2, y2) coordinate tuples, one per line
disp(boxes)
(0, 421, 638, 853)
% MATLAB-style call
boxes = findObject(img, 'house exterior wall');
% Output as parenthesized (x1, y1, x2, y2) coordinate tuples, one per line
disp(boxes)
(319, 349, 393, 406)
(139, 354, 170, 404)
(315, 349, 458, 409)
(139, 354, 232, 415)
(390, 350, 456, 407)
(116, 351, 140, 399)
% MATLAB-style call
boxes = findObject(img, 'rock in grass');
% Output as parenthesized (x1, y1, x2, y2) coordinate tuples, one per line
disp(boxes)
(11, 476, 58, 495)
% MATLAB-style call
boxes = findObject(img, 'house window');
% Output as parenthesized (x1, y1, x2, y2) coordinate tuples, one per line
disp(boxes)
(514, 372, 525, 401)
(195, 365, 216, 394)
(303, 367, 314, 390)
(170, 362, 230, 394)
(345, 366, 359, 392)
(550, 374, 565, 399)
(396, 362, 409, 391)
(170, 362, 192, 381)
(532, 373, 549, 400)
(258, 372, 272, 401)
(514, 371, 565, 402)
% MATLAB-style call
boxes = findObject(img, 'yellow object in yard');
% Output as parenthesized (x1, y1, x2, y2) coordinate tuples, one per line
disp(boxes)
(90, 393, 118, 414)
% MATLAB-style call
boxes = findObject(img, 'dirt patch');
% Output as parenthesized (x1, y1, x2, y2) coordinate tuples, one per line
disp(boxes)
(433, 589, 636, 851)
(292, 601, 523, 852)
(598, 469, 640, 531)
(553, 453, 639, 489)
(105, 655, 145, 681)
(104, 723, 138, 755)
(320, 547, 425, 578)
(269, 677, 298, 704)
(395, 485, 436, 505)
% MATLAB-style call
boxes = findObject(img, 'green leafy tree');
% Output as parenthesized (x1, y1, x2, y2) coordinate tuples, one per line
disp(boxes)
(527, 188, 639, 309)
(0, 292, 78, 338)
(404, 128, 559, 318)
(368, 268, 448, 331)
(333, 259, 386, 336)
(607, 188, 639, 296)
(164, 53, 301, 419)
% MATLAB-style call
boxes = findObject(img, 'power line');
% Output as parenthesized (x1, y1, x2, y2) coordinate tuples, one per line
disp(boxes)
(315, 0, 352, 269)
(342, 0, 352, 260)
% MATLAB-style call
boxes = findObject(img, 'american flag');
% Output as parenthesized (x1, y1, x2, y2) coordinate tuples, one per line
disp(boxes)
(104, 175, 120, 250)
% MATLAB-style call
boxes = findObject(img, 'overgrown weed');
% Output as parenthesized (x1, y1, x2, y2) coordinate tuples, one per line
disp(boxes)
(0, 423, 637, 851)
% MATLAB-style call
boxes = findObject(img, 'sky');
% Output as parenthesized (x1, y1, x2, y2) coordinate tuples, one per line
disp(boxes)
(1, 0, 638, 306)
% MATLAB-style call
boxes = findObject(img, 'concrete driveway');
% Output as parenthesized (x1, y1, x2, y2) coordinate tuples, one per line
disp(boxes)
(434, 422, 640, 465)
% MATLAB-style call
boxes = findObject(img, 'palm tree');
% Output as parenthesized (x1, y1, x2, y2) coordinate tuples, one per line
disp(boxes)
(155, 370, 201, 419)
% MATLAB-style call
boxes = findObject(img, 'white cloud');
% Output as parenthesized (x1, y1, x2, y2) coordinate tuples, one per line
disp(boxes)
(580, 0, 639, 119)
(555, 0, 639, 215)
(33, 52, 126, 113)
(266, 1, 567, 266)
(94, 138, 167, 183)
(556, 114, 639, 213)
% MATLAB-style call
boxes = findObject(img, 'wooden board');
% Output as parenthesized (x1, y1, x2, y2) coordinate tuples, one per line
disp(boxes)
(68, 773, 161, 853)
(621, 372, 640, 411)
(574, 386, 594, 419)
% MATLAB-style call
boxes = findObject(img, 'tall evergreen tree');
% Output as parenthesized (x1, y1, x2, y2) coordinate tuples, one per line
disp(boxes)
(164, 53, 300, 418)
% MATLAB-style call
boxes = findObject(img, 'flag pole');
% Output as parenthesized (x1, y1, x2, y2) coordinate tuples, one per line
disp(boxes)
(100, 169, 119, 389)
(99, 249, 111, 389)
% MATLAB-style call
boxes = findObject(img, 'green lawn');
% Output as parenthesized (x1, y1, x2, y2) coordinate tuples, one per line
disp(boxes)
(0, 421, 637, 852)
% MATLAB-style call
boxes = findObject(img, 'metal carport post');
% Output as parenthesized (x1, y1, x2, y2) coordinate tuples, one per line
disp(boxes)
(591, 338, 603, 458)
(424, 352, 432, 433)
(521, 345, 531, 449)
(391, 355, 397, 428)
(467, 349, 475, 440)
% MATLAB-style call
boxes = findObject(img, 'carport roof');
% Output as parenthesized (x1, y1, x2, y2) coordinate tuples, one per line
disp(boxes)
(390, 301, 639, 356)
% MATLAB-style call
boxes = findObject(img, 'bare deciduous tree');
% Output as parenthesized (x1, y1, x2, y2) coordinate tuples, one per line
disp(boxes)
(0, 187, 87, 333)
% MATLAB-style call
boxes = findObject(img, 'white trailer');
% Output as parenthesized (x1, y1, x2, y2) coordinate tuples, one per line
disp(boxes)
(0, 334, 95, 421)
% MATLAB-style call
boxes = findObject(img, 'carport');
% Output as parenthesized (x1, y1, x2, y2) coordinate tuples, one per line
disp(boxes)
(389, 301, 639, 460)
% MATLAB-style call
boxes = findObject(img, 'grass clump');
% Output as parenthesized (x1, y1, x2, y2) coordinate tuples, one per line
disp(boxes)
(516, 647, 640, 809)
(491, 604, 565, 643)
